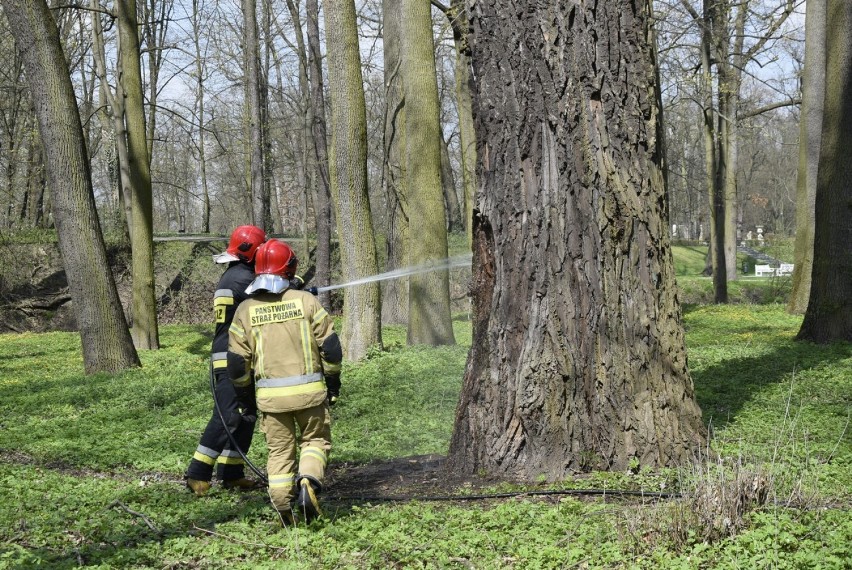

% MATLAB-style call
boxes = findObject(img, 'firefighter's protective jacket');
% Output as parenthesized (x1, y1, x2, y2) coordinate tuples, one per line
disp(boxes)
(211, 262, 255, 372)
(228, 288, 341, 413)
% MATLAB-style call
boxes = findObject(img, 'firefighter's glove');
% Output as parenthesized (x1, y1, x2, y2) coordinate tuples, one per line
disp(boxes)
(325, 373, 341, 406)
(239, 408, 257, 425)
(291, 275, 306, 290)
(234, 385, 255, 412)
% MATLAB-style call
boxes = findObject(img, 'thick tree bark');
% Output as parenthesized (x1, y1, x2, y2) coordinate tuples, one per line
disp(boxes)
(2, 0, 140, 372)
(117, 0, 160, 350)
(797, 0, 852, 343)
(324, 0, 382, 360)
(448, 0, 706, 478)
(789, 0, 825, 315)
(402, 0, 455, 346)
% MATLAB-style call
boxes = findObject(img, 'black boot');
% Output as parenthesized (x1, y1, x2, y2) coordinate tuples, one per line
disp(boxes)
(295, 475, 322, 524)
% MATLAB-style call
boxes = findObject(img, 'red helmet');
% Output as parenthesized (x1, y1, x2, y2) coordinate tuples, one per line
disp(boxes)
(217, 225, 267, 263)
(254, 239, 299, 279)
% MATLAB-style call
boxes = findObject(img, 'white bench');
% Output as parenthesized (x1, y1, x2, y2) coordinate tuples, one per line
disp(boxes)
(755, 264, 775, 277)
(754, 263, 794, 277)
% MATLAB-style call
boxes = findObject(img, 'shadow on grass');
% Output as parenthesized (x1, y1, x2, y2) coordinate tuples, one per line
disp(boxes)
(691, 337, 852, 431)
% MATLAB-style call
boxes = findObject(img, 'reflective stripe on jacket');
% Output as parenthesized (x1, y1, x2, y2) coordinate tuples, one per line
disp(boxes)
(228, 289, 337, 413)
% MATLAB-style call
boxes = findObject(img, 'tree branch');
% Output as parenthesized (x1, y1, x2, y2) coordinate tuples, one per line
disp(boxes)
(50, 3, 115, 18)
(739, 98, 801, 120)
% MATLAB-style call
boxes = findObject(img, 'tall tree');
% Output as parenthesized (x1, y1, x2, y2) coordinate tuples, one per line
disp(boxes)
(324, 0, 382, 360)
(380, 0, 409, 325)
(679, 0, 798, 297)
(243, 0, 270, 230)
(141, 0, 171, 162)
(0, 35, 27, 229)
(117, 0, 160, 349)
(90, 0, 133, 239)
(448, 0, 706, 478)
(789, 0, 825, 314)
(1, 0, 140, 372)
(796, 0, 852, 343)
(190, 0, 212, 232)
(402, 0, 455, 346)
(435, 0, 476, 244)
(306, 0, 333, 309)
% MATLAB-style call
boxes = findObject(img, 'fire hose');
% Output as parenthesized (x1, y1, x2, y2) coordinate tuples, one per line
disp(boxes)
(209, 358, 269, 485)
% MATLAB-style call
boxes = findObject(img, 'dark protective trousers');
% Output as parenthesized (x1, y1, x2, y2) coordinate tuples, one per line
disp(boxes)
(185, 370, 256, 482)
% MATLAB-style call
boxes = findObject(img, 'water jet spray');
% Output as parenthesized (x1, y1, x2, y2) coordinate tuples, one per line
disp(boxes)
(314, 253, 472, 293)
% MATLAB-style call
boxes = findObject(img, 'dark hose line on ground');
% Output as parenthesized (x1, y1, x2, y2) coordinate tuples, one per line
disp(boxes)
(326, 488, 681, 503)
(209, 360, 269, 485)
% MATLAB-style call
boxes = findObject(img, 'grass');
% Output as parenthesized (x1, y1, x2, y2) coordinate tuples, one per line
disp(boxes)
(1, 304, 850, 569)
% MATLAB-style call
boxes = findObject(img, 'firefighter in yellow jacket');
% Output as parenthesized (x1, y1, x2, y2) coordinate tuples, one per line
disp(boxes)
(227, 239, 342, 527)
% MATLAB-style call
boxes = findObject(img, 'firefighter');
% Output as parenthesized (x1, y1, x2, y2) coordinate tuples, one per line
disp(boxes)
(227, 239, 342, 527)
(185, 225, 268, 496)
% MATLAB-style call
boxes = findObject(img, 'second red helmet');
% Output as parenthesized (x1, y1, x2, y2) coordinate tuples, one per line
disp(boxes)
(254, 239, 299, 279)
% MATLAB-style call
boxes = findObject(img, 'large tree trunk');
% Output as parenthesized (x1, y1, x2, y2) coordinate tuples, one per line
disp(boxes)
(117, 0, 160, 350)
(797, 0, 852, 343)
(448, 0, 706, 478)
(381, 0, 409, 325)
(789, 0, 825, 314)
(2, 0, 140, 373)
(306, 0, 332, 309)
(324, 0, 382, 360)
(402, 0, 455, 346)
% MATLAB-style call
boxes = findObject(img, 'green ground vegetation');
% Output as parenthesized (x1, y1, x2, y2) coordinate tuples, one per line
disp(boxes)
(1, 237, 849, 568)
(1, 304, 850, 569)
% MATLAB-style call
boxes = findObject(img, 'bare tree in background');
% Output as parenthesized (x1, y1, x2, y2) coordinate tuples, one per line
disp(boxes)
(243, 0, 270, 230)
(306, 0, 333, 308)
(434, 0, 475, 245)
(117, 0, 160, 349)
